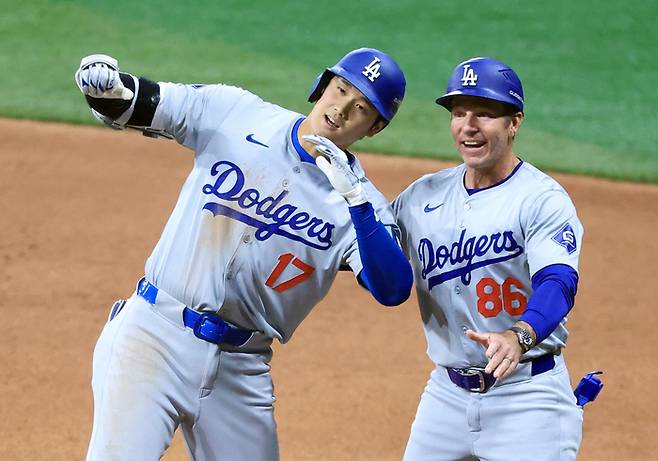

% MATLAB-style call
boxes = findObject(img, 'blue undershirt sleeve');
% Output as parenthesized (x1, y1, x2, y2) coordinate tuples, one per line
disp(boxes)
(349, 202, 413, 306)
(521, 264, 579, 343)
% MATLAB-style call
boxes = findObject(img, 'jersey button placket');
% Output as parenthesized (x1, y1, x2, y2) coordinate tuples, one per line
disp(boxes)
(460, 201, 471, 228)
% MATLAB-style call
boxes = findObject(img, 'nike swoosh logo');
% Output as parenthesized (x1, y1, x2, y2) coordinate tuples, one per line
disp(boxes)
(246, 134, 269, 148)
(424, 203, 444, 213)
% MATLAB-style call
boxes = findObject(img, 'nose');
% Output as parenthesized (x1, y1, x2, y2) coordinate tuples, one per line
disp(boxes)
(334, 100, 351, 119)
(462, 112, 479, 132)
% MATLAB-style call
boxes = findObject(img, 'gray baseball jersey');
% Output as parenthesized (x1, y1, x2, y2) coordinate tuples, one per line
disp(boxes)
(393, 162, 584, 368)
(145, 82, 395, 342)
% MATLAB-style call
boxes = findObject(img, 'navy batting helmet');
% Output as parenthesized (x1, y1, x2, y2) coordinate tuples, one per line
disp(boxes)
(436, 57, 524, 112)
(308, 48, 406, 122)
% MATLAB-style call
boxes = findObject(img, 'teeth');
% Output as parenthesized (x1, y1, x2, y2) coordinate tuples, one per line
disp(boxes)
(464, 141, 481, 146)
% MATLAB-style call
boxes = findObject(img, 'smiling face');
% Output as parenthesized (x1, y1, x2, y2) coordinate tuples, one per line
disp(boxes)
(299, 76, 386, 151)
(449, 95, 523, 182)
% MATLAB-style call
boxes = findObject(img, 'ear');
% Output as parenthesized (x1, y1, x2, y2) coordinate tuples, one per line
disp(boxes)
(366, 119, 387, 138)
(509, 111, 524, 138)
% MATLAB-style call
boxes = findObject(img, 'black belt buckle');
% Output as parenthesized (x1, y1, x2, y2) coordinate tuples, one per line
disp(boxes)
(192, 312, 228, 344)
(454, 367, 491, 393)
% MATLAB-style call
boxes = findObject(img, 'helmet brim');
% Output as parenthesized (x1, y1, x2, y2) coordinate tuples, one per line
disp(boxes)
(436, 88, 523, 112)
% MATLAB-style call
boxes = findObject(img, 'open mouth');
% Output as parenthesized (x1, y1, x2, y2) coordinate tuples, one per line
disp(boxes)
(461, 140, 486, 151)
(324, 114, 339, 129)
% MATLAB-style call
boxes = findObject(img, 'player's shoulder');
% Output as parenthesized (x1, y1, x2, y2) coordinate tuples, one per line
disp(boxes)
(516, 162, 579, 218)
(516, 161, 570, 197)
(211, 83, 303, 127)
(392, 164, 463, 218)
(167, 82, 296, 117)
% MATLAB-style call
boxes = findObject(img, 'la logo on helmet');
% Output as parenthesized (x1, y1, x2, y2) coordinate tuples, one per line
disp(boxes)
(460, 64, 478, 86)
(362, 57, 382, 82)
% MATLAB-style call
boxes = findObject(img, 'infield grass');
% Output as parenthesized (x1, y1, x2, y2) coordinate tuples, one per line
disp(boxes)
(2, 0, 657, 182)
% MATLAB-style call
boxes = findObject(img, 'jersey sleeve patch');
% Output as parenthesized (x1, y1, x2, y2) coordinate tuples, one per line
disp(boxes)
(551, 223, 577, 254)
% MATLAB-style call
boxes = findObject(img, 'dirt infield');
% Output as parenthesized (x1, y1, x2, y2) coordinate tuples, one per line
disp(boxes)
(1, 118, 656, 460)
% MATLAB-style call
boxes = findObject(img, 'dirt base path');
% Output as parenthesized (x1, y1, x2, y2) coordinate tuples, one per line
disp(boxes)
(1, 118, 656, 460)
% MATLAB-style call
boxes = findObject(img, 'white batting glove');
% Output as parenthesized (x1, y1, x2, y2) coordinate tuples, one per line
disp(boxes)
(74, 54, 134, 100)
(302, 134, 368, 206)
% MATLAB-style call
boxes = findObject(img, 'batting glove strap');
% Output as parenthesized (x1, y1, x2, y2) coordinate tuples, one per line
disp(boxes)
(341, 184, 368, 207)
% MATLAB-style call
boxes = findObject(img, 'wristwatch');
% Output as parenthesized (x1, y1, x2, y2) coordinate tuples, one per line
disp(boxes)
(509, 326, 534, 353)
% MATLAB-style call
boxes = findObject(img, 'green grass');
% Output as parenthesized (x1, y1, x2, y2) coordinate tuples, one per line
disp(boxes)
(2, 0, 657, 182)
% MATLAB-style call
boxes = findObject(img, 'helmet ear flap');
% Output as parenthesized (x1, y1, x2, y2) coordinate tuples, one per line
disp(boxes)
(308, 71, 335, 103)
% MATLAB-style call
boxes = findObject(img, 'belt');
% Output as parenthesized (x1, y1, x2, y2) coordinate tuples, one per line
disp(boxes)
(136, 278, 253, 347)
(447, 354, 556, 393)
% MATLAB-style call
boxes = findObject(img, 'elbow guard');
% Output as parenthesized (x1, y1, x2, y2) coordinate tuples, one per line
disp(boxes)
(86, 73, 169, 138)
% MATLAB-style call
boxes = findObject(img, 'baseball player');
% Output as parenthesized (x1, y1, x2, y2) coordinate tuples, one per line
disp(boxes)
(74, 48, 413, 460)
(393, 57, 584, 460)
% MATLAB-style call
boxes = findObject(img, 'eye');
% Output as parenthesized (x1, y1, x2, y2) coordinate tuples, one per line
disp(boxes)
(337, 86, 346, 94)
(355, 103, 365, 111)
(477, 108, 500, 118)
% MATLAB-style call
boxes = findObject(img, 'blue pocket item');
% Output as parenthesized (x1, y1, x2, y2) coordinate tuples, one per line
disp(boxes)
(574, 370, 604, 407)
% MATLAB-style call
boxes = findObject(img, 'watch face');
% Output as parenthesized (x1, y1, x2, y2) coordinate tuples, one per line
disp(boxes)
(510, 327, 533, 351)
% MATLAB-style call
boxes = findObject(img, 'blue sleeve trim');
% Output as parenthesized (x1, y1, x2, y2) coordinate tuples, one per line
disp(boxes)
(520, 264, 579, 343)
(290, 117, 316, 164)
(349, 202, 412, 306)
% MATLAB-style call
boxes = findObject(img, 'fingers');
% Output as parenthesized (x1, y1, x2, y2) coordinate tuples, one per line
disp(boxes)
(482, 335, 521, 378)
(301, 134, 348, 162)
(485, 348, 520, 379)
(78, 64, 108, 97)
(466, 329, 489, 346)
(301, 135, 332, 159)
(468, 330, 521, 379)
(301, 134, 323, 146)
(497, 356, 520, 380)
(76, 63, 133, 100)
(315, 155, 332, 177)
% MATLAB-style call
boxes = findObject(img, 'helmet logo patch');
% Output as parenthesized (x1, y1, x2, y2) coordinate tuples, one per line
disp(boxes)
(509, 90, 524, 103)
(362, 57, 382, 82)
(460, 64, 478, 87)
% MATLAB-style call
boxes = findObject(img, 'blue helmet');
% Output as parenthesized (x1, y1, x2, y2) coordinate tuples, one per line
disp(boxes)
(308, 47, 406, 122)
(436, 57, 524, 112)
